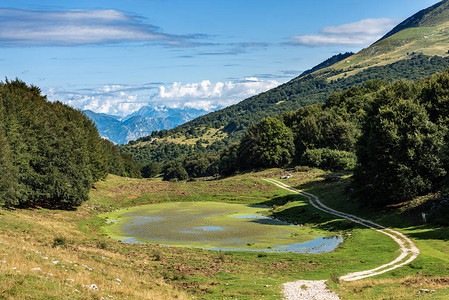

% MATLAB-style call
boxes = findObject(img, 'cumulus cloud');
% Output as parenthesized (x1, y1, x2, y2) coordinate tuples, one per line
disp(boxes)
(288, 18, 401, 47)
(0, 9, 198, 46)
(155, 78, 280, 108)
(45, 78, 280, 116)
(45, 84, 159, 116)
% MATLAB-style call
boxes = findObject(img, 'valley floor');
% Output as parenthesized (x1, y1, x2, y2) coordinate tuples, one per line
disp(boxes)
(0, 169, 448, 299)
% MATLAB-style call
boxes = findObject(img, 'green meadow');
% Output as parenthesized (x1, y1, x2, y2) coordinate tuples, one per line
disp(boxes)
(0, 169, 447, 298)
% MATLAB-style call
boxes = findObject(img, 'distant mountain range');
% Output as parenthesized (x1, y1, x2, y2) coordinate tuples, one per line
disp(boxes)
(84, 106, 211, 144)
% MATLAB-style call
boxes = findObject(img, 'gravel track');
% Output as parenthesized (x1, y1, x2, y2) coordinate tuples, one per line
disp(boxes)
(264, 179, 420, 300)
(283, 280, 340, 300)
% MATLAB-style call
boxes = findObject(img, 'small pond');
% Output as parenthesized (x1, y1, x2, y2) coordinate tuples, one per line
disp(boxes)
(100, 202, 343, 253)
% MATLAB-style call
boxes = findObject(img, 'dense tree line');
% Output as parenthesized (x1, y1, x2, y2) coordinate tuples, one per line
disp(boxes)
(0, 80, 140, 208)
(354, 74, 449, 206)
(234, 71, 449, 208)
(121, 140, 205, 165)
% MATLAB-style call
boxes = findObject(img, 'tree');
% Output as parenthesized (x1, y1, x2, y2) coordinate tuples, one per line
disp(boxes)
(354, 83, 446, 205)
(219, 144, 239, 176)
(285, 105, 360, 160)
(183, 154, 216, 178)
(163, 161, 189, 181)
(141, 162, 161, 178)
(237, 117, 295, 169)
(0, 125, 19, 206)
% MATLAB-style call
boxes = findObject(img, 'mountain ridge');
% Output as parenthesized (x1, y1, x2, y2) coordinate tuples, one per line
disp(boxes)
(327, 0, 449, 79)
(380, 0, 449, 41)
(85, 106, 210, 144)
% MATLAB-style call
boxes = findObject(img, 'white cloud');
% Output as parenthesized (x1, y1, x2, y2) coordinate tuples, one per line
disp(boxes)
(288, 18, 402, 47)
(44, 78, 280, 116)
(45, 84, 157, 116)
(155, 78, 280, 109)
(0, 9, 191, 46)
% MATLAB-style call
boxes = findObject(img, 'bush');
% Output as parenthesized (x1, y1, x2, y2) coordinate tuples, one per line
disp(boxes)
(52, 236, 67, 248)
(163, 161, 189, 181)
(300, 148, 357, 171)
(294, 165, 312, 172)
(141, 162, 161, 178)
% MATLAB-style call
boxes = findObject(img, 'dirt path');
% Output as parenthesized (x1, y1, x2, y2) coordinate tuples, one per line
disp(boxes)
(263, 179, 420, 299)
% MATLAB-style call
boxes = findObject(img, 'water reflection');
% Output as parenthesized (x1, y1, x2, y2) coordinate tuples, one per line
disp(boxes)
(208, 236, 343, 254)
(104, 202, 344, 254)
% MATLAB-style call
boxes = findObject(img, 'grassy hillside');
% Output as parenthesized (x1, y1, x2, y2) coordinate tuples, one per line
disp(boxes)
(1, 169, 448, 298)
(328, 0, 449, 78)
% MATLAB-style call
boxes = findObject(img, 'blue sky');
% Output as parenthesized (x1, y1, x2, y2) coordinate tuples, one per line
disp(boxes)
(0, 0, 441, 116)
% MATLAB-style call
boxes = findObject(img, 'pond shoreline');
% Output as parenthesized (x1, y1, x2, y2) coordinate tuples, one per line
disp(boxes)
(99, 201, 344, 254)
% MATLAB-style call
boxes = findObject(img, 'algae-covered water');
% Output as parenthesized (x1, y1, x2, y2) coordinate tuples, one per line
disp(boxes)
(100, 202, 342, 253)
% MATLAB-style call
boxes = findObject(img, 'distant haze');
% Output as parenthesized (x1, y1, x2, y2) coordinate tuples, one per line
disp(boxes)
(84, 106, 211, 144)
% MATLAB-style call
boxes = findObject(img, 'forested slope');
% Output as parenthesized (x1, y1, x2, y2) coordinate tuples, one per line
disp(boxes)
(0, 80, 140, 208)
(121, 55, 449, 165)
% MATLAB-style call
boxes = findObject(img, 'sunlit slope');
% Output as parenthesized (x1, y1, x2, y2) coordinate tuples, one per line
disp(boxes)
(329, 0, 449, 79)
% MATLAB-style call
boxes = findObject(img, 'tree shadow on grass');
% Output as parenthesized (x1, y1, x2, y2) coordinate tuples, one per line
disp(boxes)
(257, 194, 301, 207)
(406, 225, 449, 242)
(269, 205, 359, 232)
(256, 192, 359, 232)
(285, 173, 449, 241)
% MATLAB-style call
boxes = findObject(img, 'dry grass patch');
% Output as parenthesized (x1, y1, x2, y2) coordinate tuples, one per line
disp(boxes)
(338, 275, 449, 299)
(0, 208, 187, 299)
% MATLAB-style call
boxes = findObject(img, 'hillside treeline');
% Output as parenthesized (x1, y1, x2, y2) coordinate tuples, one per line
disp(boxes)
(122, 54, 449, 163)
(0, 80, 140, 208)
(146, 71, 449, 211)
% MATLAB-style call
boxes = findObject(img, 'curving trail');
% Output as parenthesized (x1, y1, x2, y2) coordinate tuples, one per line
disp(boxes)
(263, 179, 420, 299)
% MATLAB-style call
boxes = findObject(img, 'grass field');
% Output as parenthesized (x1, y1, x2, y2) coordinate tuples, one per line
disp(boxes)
(134, 127, 228, 148)
(0, 169, 447, 299)
(324, 23, 449, 82)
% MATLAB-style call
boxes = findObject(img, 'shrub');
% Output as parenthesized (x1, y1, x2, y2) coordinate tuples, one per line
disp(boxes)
(153, 251, 163, 261)
(162, 161, 189, 181)
(294, 165, 312, 172)
(97, 241, 108, 250)
(301, 148, 357, 171)
(141, 162, 161, 178)
(52, 236, 67, 248)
